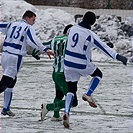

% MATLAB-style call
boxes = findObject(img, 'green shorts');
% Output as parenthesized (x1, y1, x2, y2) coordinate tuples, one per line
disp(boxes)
(52, 71, 68, 95)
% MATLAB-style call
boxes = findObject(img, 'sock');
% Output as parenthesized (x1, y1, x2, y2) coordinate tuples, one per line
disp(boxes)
(64, 92, 74, 115)
(46, 97, 65, 118)
(86, 76, 101, 95)
(4, 88, 13, 110)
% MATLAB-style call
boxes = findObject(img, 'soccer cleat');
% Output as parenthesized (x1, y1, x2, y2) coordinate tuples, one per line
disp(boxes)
(51, 116, 62, 121)
(82, 93, 97, 108)
(40, 104, 48, 121)
(63, 113, 69, 128)
(1, 108, 15, 116)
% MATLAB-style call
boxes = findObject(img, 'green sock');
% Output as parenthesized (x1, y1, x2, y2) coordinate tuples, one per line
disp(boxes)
(46, 98, 65, 118)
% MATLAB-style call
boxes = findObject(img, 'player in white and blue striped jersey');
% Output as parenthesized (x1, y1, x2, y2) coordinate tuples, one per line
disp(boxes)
(0, 10, 54, 116)
(63, 11, 127, 128)
(32, 24, 78, 121)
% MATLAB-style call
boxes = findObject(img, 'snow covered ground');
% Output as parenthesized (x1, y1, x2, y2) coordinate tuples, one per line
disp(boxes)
(0, 56, 132, 133)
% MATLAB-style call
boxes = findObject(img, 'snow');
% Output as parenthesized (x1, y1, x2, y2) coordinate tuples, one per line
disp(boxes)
(0, 0, 132, 132)
(0, 0, 132, 61)
(0, 57, 132, 133)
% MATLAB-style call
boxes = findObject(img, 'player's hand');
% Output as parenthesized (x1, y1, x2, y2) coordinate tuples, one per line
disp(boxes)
(116, 54, 127, 65)
(46, 49, 54, 59)
(107, 42, 114, 48)
(32, 49, 40, 60)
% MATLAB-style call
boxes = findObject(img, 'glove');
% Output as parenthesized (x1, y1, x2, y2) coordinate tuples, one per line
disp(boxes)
(107, 42, 114, 48)
(32, 49, 40, 60)
(116, 54, 127, 65)
(33, 55, 40, 60)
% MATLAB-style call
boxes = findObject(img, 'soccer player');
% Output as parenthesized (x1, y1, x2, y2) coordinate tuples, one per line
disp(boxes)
(0, 10, 54, 116)
(32, 24, 78, 121)
(63, 11, 127, 128)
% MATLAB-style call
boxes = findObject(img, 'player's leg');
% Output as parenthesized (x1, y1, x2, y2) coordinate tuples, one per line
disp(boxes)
(1, 53, 22, 116)
(64, 82, 77, 114)
(1, 77, 17, 116)
(41, 88, 65, 121)
(41, 72, 78, 121)
(47, 89, 64, 118)
(51, 89, 64, 121)
(63, 81, 77, 128)
(87, 67, 102, 95)
(0, 53, 22, 94)
(82, 68, 102, 108)
(72, 91, 78, 107)
(47, 90, 78, 121)
(41, 87, 78, 121)
(48, 72, 78, 110)
(51, 72, 68, 120)
(63, 69, 79, 128)
(2, 88, 14, 116)
(41, 72, 66, 121)
(0, 75, 14, 93)
(52, 72, 78, 119)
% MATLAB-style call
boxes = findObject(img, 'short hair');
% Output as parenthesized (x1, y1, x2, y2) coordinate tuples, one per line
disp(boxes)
(63, 24, 73, 34)
(83, 11, 96, 25)
(22, 10, 36, 19)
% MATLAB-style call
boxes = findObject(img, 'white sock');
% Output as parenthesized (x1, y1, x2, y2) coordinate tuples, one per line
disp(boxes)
(4, 88, 13, 110)
(65, 92, 74, 115)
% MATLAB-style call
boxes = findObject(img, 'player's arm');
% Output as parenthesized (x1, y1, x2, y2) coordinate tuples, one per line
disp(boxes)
(0, 22, 11, 34)
(32, 40, 52, 60)
(91, 31, 127, 65)
(26, 27, 54, 59)
(32, 49, 40, 60)
(106, 42, 114, 48)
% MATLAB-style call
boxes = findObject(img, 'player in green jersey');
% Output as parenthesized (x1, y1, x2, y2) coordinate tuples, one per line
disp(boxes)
(32, 24, 78, 121)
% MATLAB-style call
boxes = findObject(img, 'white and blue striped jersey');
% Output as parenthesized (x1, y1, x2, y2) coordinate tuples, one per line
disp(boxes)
(0, 20, 49, 56)
(64, 24, 118, 70)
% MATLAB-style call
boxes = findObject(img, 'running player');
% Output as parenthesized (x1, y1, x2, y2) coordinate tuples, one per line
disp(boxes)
(0, 10, 54, 116)
(63, 11, 127, 128)
(32, 24, 78, 121)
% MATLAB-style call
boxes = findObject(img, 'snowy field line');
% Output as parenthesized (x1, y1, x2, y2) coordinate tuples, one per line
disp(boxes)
(0, 105, 131, 118)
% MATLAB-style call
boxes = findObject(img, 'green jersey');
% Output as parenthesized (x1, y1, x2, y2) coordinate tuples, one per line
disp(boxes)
(32, 35, 68, 72)
(51, 35, 68, 72)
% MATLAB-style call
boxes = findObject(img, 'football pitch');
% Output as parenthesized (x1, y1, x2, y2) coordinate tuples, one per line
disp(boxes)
(0, 56, 132, 133)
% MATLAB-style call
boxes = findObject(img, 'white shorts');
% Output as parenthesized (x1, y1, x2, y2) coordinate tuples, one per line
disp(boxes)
(64, 62, 96, 82)
(1, 52, 23, 79)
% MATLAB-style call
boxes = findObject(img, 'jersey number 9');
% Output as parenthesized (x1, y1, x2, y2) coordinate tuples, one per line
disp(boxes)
(71, 33, 79, 47)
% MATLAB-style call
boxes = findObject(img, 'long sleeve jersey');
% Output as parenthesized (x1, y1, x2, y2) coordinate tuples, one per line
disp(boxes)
(0, 19, 49, 56)
(64, 24, 118, 70)
(51, 35, 68, 72)
(41, 35, 68, 72)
